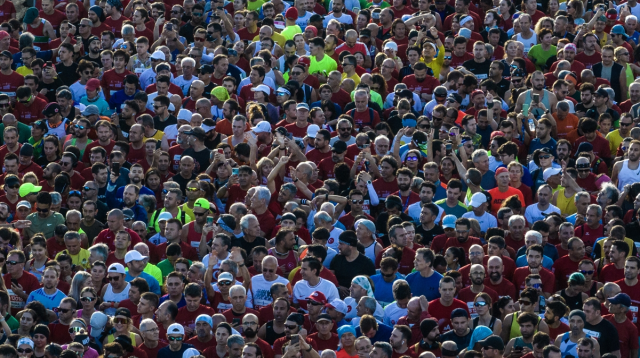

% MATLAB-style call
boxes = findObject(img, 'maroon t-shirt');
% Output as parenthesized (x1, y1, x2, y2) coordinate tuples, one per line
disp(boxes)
(427, 298, 469, 331)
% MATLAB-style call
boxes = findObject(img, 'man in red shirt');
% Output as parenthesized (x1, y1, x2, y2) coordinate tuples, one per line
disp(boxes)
(284, 103, 310, 140)
(443, 218, 482, 257)
(175, 283, 216, 336)
(248, 186, 276, 241)
(138, 319, 169, 358)
(604, 293, 639, 358)
(375, 224, 415, 275)
(218, 165, 253, 207)
(236, 10, 259, 40)
(552, 237, 588, 290)
(457, 264, 499, 309)
(94, 209, 142, 252)
(373, 156, 399, 202)
(82, 120, 115, 162)
(101, 50, 132, 102)
(347, 90, 380, 131)
(13, 86, 46, 124)
(513, 245, 556, 297)
(428, 276, 469, 331)
(318, 141, 354, 180)
(391, 168, 421, 213)
(3, 250, 41, 316)
(600, 240, 629, 283)
(307, 314, 339, 351)
(39, 0, 66, 30)
(222, 285, 259, 335)
(0, 50, 23, 102)
(574, 204, 603, 252)
(402, 62, 440, 101)
(615, 256, 640, 330)
(306, 129, 332, 165)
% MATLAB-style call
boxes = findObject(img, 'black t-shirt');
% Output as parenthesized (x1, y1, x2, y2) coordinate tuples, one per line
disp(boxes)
(38, 78, 65, 103)
(587, 107, 620, 124)
(153, 114, 178, 131)
(232, 236, 267, 266)
(495, 78, 511, 99)
(182, 147, 212, 173)
(82, 55, 102, 68)
(440, 330, 472, 354)
(172, 172, 197, 194)
(56, 62, 80, 86)
(330, 253, 376, 287)
(584, 318, 620, 355)
(415, 223, 445, 247)
(462, 59, 491, 80)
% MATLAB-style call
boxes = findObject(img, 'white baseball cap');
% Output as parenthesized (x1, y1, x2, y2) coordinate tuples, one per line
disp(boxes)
(108, 263, 126, 274)
(251, 84, 270, 94)
(307, 124, 320, 138)
(124, 250, 148, 264)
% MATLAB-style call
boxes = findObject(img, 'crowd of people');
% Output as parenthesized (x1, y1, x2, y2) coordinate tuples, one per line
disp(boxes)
(0, 1, 640, 358)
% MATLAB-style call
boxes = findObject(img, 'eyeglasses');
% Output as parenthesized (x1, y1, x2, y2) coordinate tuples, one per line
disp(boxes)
(193, 211, 208, 217)
(474, 301, 488, 307)
(418, 125, 430, 130)
(168, 336, 183, 341)
(444, 56, 452, 60)
(69, 326, 84, 334)
(406, 156, 419, 162)
(108, 276, 120, 281)
(61, 161, 72, 166)
(193, 12, 202, 16)
(80, 296, 96, 302)
(518, 300, 532, 306)
(6, 260, 23, 265)
(113, 317, 128, 324)
(58, 308, 72, 313)
(341, 63, 351, 66)
(17, 349, 33, 354)
(291, 71, 303, 76)
(620, 52, 630, 56)
(580, 270, 594, 275)
(145, 327, 160, 332)
(285, 324, 298, 330)
(351, 199, 364, 204)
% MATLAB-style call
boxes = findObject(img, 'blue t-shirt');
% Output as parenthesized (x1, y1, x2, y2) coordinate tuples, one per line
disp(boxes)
(528, 137, 557, 156)
(158, 343, 194, 358)
(160, 293, 186, 309)
(515, 254, 554, 270)
(355, 322, 393, 344)
(126, 271, 161, 295)
(405, 270, 443, 301)
(26, 288, 67, 310)
(370, 273, 402, 307)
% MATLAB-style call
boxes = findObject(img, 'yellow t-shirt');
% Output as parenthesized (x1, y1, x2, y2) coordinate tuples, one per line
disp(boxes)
(145, 130, 164, 143)
(606, 129, 625, 155)
(55, 249, 91, 270)
(309, 55, 338, 76)
(253, 31, 287, 49)
(342, 72, 361, 87)
(16, 66, 33, 76)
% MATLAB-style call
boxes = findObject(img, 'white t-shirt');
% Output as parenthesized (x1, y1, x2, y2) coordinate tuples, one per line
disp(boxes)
(326, 227, 344, 250)
(323, 13, 353, 27)
(383, 302, 407, 326)
(344, 296, 385, 321)
(250, 274, 291, 309)
(462, 211, 498, 233)
(173, 75, 197, 96)
(524, 203, 561, 224)
(292, 278, 340, 312)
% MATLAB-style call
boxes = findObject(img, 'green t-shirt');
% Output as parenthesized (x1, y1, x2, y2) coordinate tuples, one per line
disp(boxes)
(0, 122, 32, 145)
(527, 44, 557, 71)
(309, 55, 338, 76)
(157, 259, 192, 282)
(6, 314, 18, 331)
(25, 212, 65, 239)
(350, 89, 384, 109)
(246, 0, 265, 11)
(281, 25, 302, 41)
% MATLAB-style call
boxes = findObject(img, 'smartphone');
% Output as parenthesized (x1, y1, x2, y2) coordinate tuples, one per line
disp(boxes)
(515, 346, 523, 352)
(218, 148, 224, 154)
(445, 142, 452, 155)
(522, 103, 529, 117)
(533, 93, 539, 103)
(112, 162, 120, 174)
(166, 23, 173, 31)
(207, 216, 214, 225)
(232, 318, 241, 325)
(232, 168, 239, 175)
(290, 334, 300, 346)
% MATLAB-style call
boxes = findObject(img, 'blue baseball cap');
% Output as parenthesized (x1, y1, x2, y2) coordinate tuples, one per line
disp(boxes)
(443, 215, 457, 229)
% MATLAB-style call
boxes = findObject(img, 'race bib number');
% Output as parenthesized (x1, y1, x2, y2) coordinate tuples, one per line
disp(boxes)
(583, 329, 600, 339)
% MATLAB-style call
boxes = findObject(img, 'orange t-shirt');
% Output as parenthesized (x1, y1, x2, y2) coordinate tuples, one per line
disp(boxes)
(553, 113, 579, 140)
(487, 186, 525, 215)
(215, 118, 252, 136)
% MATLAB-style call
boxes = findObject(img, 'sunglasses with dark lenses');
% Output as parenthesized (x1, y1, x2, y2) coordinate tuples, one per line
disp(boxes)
(168, 336, 183, 341)
(444, 56, 452, 60)
(83, 186, 95, 191)
(621, 122, 633, 127)
(474, 301, 488, 307)
(339, 127, 352, 131)
(58, 308, 72, 313)
(113, 318, 128, 324)
(581, 270, 594, 275)
(307, 300, 323, 306)
(75, 124, 86, 130)
(539, 155, 551, 160)
(284, 324, 298, 330)
(351, 199, 364, 204)
(218, 280, 232, 286)
(80, 296, 96, 302)
(518, 300, 532, 306)
(0, 103, 9, 108)
(193, 211, 207, 216)
(194, 38, 205, 42)
(17, 349, 33, 354)
(108, 276, 120, 281)
(6, 260, 22, 265)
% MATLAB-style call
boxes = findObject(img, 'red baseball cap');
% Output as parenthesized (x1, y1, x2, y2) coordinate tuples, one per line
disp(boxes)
(297, 56, 311, 68)
(285, 7, 298, 20)
(495, 167, 508, 176)
(307, 291, 327, 304)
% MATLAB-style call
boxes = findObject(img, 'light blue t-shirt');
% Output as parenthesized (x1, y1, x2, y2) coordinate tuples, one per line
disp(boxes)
(515, 254, 554, 270)
(370, 273, 403, 307)
(26, 288, 67, 310)
(405, 270, 443, 301)
(125, 271, 162, 295)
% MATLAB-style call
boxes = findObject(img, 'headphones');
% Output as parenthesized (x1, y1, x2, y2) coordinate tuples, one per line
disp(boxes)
(63, 152, 79, 168)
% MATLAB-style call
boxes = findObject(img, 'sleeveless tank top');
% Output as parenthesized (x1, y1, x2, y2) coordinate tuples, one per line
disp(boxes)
(559, 332, 591, 358)
(69, 138, 93, 159)
(516, 32, 538, 55)
(617, 159, 640, 191)
(560, 289, 584, 311)
(363, 241, 377, 263)
(510, 312, 540, 340)
(514, 337, 533, 350)
(265, 320, 286, 345)
(473, 316, 497, 331)
(28, 19, 49, 50)
(103, 282, 131, 316)
(47, 118, 68, 139)
(268, 249, 297, 273)
(524, 90, 551, 118)
(556, 189, 577, 216)
(186, 221, 202, 248)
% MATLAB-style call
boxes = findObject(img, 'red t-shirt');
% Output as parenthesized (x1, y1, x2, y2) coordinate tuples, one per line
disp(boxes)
(185, 336, 216, 352)
(0, 1, 16, 23)
(254, 210, 276, 238)
(82, 140, 115, 162)
(604, 314, 640, 358)
(236, 27, 259, 41)
(13, 95, 46, 124)
(427, 298, 469, 331)
(221, 307, 260, 334)
(0, 70, 24, 101)
(284, 122, 309, 140)
(94, 227, 141, 251)
(331, 89, 351, 110)
(318, 156, 354, 180)
(305, 148, 332, 165)
(39, 9, 66, 29)
(513, 266, 556, 294)
(227, 184, 249, 207)
(168, 145, 186, 173)
(175, 304, 216, 331)
(138, 341, 168, 358)
(101, 69, 133, 101)
(103, 15, 130, 37)
(574, 51, 601, 69)
(457, 286, 499, 314)
(402, 74, 440, 96)
(338, 212, 375, 231)
(348, 108, 380, 129)
(450, 52, 473, 68)
(547, 321, 570, 341)
(375, 246, 415, 275)
(483, 277, 517, 299)
(372, 177, 399, 201)
(48, 321, 72, 344)
(391, 191, 421, 212)
(0, 194, 18, 216)
(155, 241, 198, 262)
(551, 255, 588, 290)
(600, 263, 625, 283)
(574, 223, 603, 248)
(308, 333, 340, 352)
(4, 271, 42, 316)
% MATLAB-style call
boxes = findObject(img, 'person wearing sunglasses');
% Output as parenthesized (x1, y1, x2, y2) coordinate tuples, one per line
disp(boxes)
(502, 288, 549, 342)
(46, 297, 78, 344)
(159, 322, 195, 358)
(100, 263, 130, 316)
(16, 337, 34, 358)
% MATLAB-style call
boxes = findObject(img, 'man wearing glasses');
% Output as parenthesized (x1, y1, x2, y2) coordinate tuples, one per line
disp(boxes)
(24, 192, 65, 239)
(139, 318, 168, 357)
(158, 323, 194, 358)
(47, 297, 78, 344)
(2, 249, 42, 316)
(100, 263, 131, 316)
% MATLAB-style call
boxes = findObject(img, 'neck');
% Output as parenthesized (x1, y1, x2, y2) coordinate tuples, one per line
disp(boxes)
(145, 340, 159, 348)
